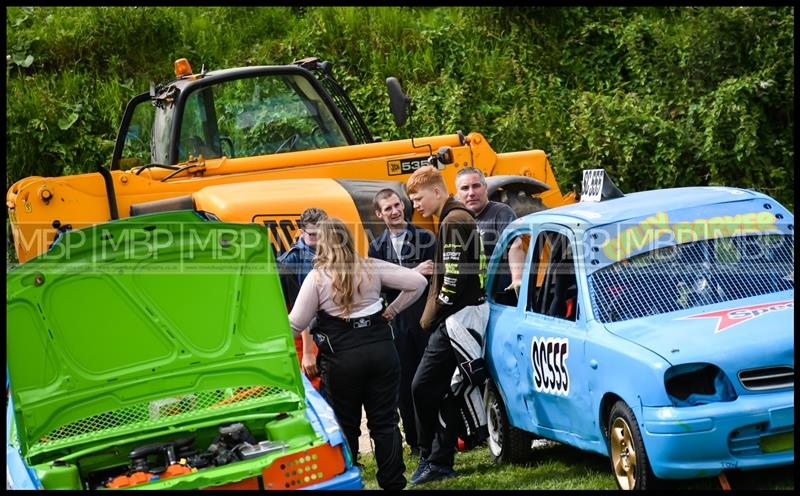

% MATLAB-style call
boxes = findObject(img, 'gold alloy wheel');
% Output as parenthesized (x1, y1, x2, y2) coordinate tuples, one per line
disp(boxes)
(610, 417, 638, 490)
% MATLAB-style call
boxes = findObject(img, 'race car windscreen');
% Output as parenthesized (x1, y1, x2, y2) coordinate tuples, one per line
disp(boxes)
(588, 234, 794, 323)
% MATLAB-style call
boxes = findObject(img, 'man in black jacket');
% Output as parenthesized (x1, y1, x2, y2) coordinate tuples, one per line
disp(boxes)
(368, 188, 436, 457)
(405, 166, 488, 485)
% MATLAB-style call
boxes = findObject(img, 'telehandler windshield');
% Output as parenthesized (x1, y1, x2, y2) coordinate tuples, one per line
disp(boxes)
(118, 73, 351, 169)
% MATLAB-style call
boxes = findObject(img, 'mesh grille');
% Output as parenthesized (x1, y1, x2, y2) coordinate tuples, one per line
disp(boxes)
(739, 366, 794, 391)
(588, 234, 794, 323)
(33, 385, 294, 451)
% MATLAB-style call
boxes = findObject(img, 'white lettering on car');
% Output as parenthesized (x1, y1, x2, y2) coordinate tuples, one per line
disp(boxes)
(679, 299, 793, 333)
(530, 336, 570, 396)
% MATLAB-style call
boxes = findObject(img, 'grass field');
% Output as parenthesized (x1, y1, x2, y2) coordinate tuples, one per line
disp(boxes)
(356, 440, 795, 490)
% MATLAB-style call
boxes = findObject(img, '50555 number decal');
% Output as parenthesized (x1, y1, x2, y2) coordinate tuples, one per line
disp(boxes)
(531, 336, 570, 396)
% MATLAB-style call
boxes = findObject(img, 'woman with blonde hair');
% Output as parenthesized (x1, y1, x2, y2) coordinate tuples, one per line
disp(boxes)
(288, 217, 427, 490)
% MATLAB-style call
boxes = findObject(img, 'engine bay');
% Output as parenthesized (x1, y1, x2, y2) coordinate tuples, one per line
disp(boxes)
(29, 411, 322, 490)
(91, 421, 287, 489)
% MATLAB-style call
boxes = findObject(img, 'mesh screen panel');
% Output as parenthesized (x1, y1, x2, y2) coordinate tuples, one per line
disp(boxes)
(33, 385, 295, 452)
(588, 234, 794, 323)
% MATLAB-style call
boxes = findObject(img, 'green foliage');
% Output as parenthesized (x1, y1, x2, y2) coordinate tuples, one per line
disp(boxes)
(6, 6, 794, 210)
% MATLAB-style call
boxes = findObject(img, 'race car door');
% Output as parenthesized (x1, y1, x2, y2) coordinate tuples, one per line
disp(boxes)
(517, 226, 593, 439)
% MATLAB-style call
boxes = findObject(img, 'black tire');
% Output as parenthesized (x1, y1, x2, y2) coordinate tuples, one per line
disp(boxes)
(484, 381, 533, 464)
(606, 400, 657, 490)
(493, 188, 546, 218)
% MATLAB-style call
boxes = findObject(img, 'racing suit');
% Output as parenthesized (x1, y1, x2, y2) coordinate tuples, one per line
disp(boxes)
(412, 197, 488, 470)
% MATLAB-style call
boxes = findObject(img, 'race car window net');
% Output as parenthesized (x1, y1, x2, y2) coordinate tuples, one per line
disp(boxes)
(588, 234, 794, 323)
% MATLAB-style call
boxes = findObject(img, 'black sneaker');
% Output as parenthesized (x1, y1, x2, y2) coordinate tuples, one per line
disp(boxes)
(409, 456, 430, 485)
(411, 462, 457, 485)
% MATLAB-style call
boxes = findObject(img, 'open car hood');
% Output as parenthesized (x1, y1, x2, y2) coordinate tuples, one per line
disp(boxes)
(7, 211, 303, 456)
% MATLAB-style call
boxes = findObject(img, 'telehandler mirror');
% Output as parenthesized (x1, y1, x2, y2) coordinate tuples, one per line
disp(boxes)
(427, 146, 454, 170)
(386, 77, 411, 127)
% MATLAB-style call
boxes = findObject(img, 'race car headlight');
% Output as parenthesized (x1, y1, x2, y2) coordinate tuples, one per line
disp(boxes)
(664, 363, 738, 406)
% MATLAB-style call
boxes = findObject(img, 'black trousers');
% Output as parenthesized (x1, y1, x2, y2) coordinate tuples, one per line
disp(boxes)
(391, 314, 431, 451)
(319, 339, 406, 490)
(411, 321, 460, 468)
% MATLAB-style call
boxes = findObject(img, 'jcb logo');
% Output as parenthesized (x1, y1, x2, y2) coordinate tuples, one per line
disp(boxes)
(254, 214, 302, 255)
(387, 156, 431, 176)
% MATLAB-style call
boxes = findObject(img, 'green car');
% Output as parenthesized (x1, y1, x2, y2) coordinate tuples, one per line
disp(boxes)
(6, 211, 363, 490)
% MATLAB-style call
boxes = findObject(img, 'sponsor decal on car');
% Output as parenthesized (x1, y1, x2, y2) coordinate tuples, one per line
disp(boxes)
(530, 337, 570, 396)
(678, 299, 794, 333)
(602, 210, 779, 262)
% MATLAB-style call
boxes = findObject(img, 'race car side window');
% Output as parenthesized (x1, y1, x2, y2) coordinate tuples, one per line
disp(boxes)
(488, 233, 530, 307)
(526, 231, 578, 321)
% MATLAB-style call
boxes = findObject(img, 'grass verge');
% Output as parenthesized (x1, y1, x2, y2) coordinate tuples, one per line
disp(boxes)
(356, 440, 794, 490)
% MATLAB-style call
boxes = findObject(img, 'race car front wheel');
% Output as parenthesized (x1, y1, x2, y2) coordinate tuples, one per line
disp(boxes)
(485, 381, 533, 464)
(606, 400, 656, 490)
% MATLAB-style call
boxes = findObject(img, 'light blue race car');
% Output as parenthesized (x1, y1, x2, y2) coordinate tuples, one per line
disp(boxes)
(483, 175, 794, 490)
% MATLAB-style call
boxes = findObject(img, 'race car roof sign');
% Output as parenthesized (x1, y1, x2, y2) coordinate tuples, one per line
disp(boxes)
(583, 197, 793, 273)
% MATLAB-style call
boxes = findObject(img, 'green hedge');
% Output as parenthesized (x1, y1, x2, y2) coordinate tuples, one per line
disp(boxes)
(6, 6, 794, 209)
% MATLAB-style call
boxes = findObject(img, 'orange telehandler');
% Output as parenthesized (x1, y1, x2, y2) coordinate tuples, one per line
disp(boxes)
(7, 57, 575, 263)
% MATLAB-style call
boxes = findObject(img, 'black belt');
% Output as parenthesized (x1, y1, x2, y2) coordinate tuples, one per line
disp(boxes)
(315, 309, 385, 330)
(312, 309, 392, 354)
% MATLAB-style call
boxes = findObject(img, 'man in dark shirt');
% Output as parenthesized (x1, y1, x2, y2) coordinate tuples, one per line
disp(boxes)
(406, 166, 488, 485)
(455, 167, 517, 262)
(368, 188, 435, 457)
